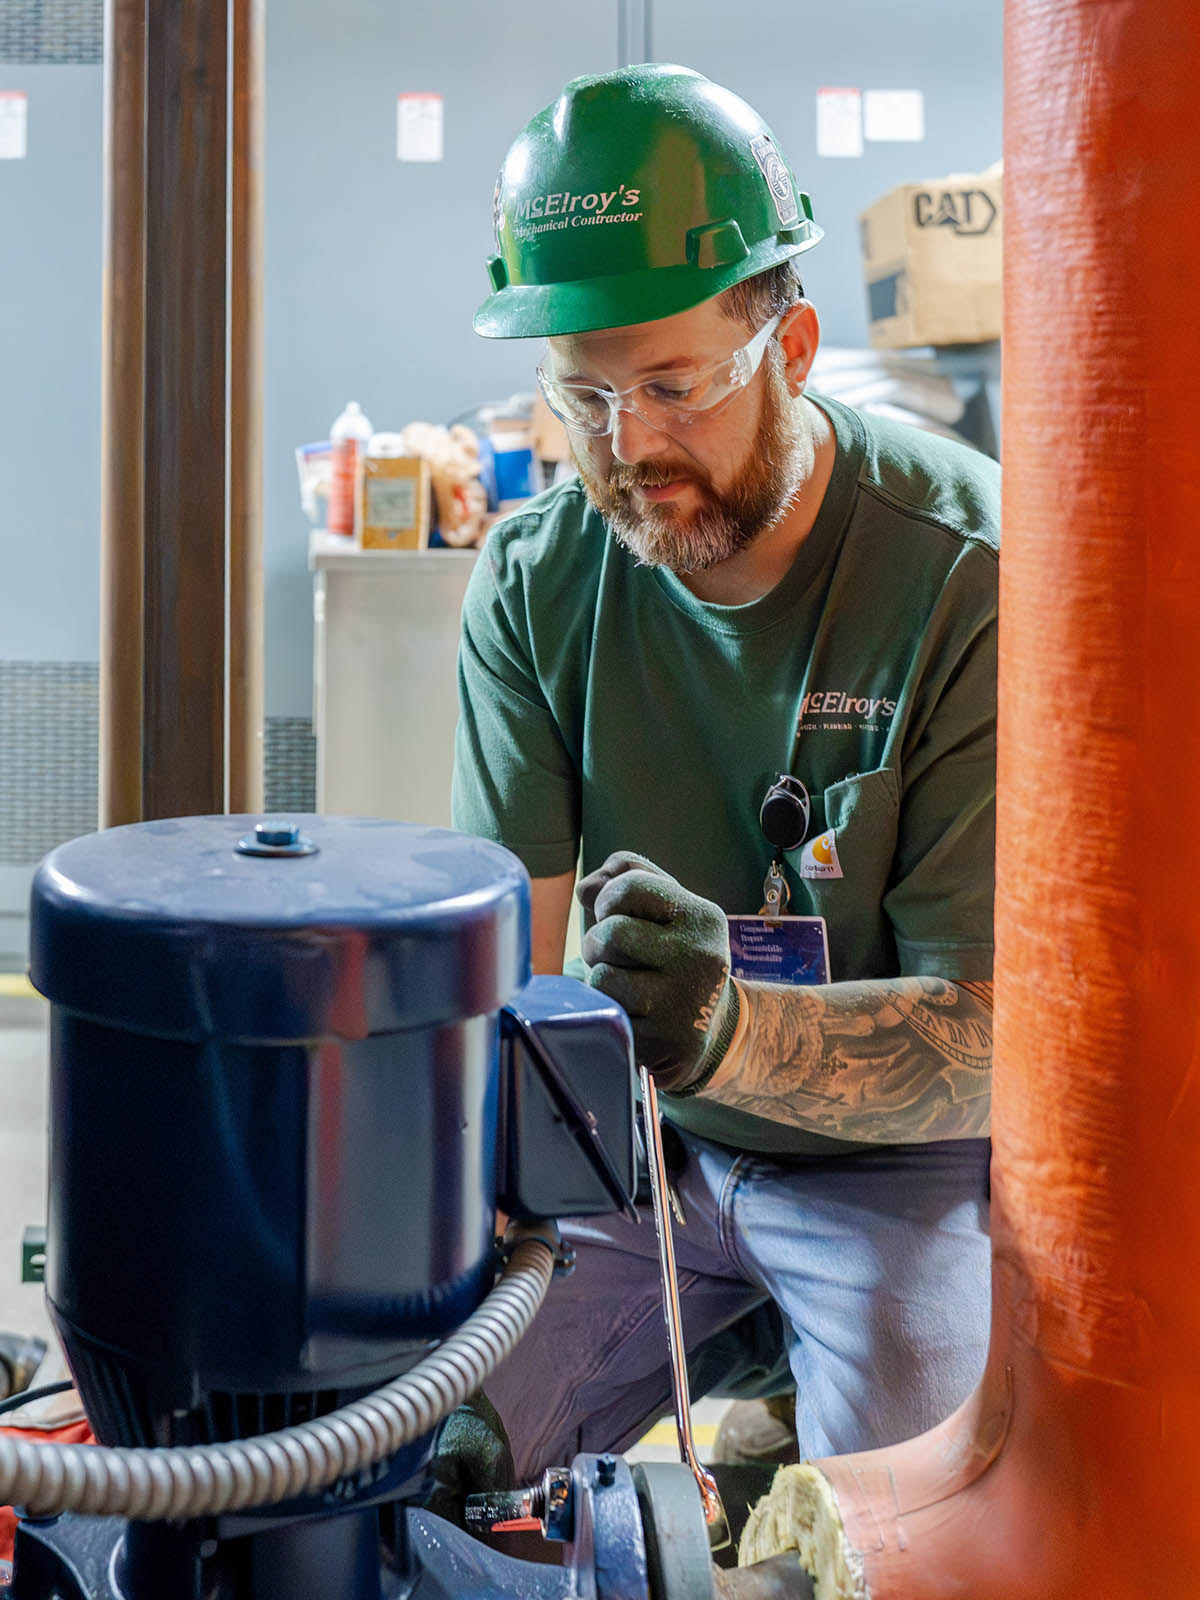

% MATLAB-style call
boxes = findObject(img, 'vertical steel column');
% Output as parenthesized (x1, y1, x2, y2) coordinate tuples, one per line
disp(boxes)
(141, 0, 229, 818)
(99, 0, 146, 829)
(228, 0, 266, 812)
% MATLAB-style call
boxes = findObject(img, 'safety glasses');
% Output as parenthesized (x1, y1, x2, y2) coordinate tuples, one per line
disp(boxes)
(536, 313, 783, 437)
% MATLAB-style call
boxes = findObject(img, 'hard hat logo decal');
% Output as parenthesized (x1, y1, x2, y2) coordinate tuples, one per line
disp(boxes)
(797, 830, 844, 881)
(513, 184, 642, 223)
(492, 171, 504, 253)
(508, 183, 645, 246)
(750, 135, 799, 228)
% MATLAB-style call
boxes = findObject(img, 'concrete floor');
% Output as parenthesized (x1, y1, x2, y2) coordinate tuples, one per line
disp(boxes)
(0, 996, 722, 1459)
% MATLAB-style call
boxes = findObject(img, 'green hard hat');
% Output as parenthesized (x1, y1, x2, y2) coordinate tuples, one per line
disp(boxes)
(475, 63, 822, 339)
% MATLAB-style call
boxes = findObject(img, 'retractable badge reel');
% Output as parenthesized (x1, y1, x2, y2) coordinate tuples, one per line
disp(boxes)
(725, 774, 831, 988)
(757, 774, 811, 915)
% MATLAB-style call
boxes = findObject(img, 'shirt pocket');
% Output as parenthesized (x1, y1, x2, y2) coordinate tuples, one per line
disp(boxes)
(784, 765, 900, 980)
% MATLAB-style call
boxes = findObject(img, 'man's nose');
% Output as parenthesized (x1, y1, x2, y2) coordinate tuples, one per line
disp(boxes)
(609, 402, 670, 466)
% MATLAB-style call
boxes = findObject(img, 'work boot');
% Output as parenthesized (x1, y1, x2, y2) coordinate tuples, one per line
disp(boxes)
(711, 1391, 800, 1467)
(0, 1332, 47, 1403)
(713, 1553, 815, 1597)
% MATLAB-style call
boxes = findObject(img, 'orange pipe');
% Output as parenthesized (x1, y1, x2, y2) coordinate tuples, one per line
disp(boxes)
(776, 2, 1200, 1593)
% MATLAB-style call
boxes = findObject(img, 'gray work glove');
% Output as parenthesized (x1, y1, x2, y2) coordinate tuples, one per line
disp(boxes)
(578, 852, 740, 1095)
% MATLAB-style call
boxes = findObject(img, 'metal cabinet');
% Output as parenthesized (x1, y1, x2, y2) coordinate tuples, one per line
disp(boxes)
(311, 533, 477, 825)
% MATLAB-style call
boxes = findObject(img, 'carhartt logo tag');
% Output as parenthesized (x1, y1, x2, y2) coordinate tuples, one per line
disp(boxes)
(798, 830, 843, 881)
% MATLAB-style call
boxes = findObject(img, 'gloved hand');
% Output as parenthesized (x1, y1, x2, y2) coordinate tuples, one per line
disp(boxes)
(422, 1390, 516, 1531)
(578, 852, 740, 1095)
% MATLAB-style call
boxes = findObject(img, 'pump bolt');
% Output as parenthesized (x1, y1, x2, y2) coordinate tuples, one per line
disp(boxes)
(255, 823, 300, 848)
(235, 822, 318, 858)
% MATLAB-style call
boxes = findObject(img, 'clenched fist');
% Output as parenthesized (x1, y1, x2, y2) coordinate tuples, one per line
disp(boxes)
(577, 851, 740, 1095)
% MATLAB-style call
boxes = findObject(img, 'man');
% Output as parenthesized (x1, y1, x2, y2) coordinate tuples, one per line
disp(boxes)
(453, 64, 997, 1476)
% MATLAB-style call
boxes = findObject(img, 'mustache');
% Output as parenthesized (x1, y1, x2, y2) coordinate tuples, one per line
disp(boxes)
(604, 461, 707, 493)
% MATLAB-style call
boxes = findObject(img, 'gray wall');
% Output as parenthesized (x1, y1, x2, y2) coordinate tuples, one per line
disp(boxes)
(263, 0, 617, 715)
(0, 61, 102, 661)
(0, 0, 1002, 955)
(653, 0, 1003, 356)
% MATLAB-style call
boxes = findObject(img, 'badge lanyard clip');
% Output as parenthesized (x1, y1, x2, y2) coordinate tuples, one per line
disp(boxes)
(757, 773, 810, 919)
(732, 774, 830, 989)
(760, 860, 791, 918)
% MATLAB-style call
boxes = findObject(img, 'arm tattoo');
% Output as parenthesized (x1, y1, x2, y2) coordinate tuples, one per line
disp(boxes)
(704, 975, 992, 1143)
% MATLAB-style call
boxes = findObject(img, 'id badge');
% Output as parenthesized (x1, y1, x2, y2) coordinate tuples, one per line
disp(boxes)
(727, 914, 830, 986)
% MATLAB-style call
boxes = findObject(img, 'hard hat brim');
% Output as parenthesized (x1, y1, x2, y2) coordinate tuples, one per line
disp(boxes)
(473, 229, 823, 340)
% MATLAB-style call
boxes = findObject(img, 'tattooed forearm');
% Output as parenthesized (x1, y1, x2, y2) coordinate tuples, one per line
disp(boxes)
(957, 979, 994, 1012)
(703, 976, 992, 1142)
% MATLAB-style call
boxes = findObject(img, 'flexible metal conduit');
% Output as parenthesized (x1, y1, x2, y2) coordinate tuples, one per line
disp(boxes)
(0, 1235, 554, 1522)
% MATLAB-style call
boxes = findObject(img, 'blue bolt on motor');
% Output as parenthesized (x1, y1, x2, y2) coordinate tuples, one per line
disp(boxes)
(2, 817, 726, 1600)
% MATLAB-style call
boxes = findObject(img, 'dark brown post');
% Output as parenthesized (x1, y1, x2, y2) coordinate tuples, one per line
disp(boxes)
(99, 0, 146, 829)
(140, 0, 230, 818)
(228, 0, 267, 814)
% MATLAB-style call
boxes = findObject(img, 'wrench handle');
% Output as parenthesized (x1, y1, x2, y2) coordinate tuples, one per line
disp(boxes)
(639, 1067, 730, 1549)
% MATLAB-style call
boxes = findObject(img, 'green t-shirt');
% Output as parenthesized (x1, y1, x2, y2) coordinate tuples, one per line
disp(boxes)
(452, 397, 998, 1154)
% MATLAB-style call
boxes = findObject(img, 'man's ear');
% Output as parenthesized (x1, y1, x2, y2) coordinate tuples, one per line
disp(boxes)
(777, 300, 820, 396)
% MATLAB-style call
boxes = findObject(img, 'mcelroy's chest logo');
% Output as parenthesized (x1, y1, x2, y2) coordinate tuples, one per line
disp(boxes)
(799, 688, 897, 733)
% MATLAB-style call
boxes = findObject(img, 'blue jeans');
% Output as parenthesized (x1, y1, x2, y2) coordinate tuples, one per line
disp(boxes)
(488, 1131, 991, 1477)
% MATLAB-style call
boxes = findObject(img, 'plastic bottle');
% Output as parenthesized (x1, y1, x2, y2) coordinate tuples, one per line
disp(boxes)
(328, 401, 373, 537)
(486, 399, 541, 513)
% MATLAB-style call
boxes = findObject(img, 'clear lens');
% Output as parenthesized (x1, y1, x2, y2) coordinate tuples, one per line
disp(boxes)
(537, 312, 783, 438)
(536, 369, 612, 435)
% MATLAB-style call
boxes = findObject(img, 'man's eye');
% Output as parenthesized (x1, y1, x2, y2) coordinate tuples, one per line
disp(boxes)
(645, 378, 704, 403)
(561, 386, 609, 409)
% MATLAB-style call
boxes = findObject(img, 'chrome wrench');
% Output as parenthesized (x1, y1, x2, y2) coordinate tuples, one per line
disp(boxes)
(640, 1066, 731, 1551)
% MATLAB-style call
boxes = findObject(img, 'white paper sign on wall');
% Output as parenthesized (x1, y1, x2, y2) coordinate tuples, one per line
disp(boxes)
(397, 93, 443, 162)
(0, 92, 28, 160)
(816, 88, 863, 159)
(864, 90, 925, 143)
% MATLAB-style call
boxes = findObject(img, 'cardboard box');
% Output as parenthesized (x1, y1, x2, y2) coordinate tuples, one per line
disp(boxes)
(357, 442, 431, 551)
(859, 163, 1002, 349)
(530, 391, 572, 465)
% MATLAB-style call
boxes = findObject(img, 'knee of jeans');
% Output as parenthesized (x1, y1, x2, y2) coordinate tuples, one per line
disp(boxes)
(687, 1300, 788, 1400)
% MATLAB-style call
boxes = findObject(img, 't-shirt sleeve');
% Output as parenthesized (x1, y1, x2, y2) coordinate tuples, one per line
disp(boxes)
(883, 560, 997, 982)
(451, 544, 581, 880)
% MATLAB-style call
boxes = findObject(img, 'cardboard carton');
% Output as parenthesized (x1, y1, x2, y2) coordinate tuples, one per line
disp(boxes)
(357, 440, 431, 550)
(859, 163, 1002, 349)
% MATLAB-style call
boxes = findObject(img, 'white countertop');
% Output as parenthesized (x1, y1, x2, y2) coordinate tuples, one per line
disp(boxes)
(308, 529, 481, 573)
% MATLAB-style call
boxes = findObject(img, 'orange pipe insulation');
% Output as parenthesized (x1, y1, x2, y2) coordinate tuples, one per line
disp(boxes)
(759, 2, 1200, 1593)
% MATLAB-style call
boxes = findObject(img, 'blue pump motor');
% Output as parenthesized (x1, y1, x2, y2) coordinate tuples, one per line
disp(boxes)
(27, 815, 636, 1469)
